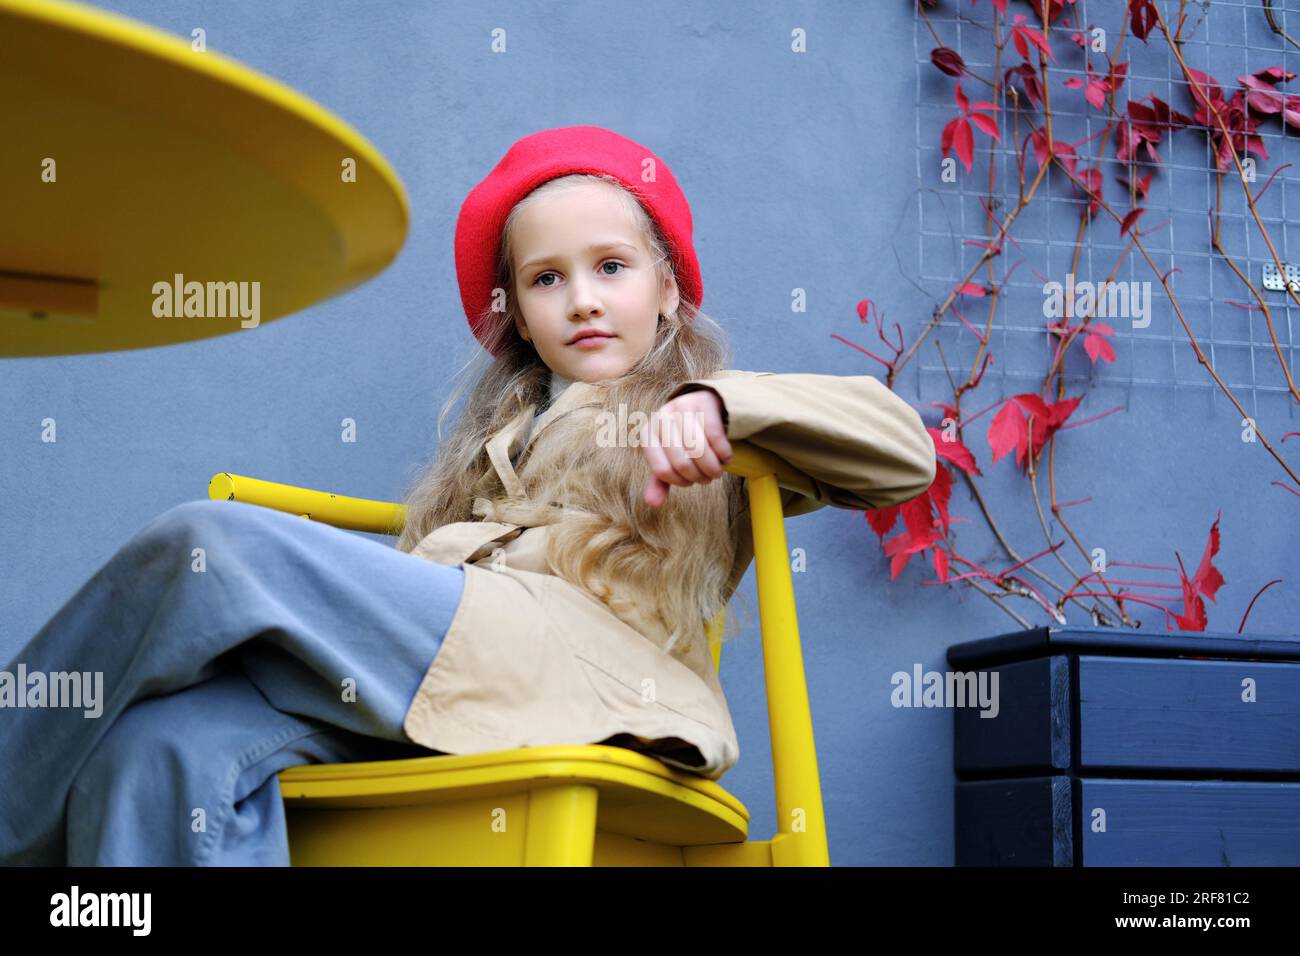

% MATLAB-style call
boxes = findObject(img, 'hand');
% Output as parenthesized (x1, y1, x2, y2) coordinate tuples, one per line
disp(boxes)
(641, 389, 733, 508)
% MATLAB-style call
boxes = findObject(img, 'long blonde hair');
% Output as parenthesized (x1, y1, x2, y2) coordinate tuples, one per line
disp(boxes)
(395, 173, 754, 653)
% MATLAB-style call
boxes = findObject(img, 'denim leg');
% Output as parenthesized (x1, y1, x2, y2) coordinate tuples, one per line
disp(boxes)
(65, 669, 431, 866)
(0, 498, 465, 865)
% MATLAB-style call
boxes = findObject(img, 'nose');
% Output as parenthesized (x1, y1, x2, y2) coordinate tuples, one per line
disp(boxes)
(566, 272, 604, 320)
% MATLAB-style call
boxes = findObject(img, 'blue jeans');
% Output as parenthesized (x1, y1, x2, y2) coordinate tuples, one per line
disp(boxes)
(0, 499, 466, 866)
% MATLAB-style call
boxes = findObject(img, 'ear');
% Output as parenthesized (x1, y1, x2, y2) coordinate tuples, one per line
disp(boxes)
(660, 270, 681, 319)
(513, 313, 530, 343)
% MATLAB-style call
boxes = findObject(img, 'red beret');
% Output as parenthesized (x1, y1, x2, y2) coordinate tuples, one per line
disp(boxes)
(454, 125, 703, 355)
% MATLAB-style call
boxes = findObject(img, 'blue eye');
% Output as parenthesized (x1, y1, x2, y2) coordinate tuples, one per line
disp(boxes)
(532, 260, 624, 287)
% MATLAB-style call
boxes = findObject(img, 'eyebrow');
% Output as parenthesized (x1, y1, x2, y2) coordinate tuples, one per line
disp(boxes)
(519, 241, 640, 273)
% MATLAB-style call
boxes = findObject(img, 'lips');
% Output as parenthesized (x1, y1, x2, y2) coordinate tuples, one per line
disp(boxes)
(569, 330, 614, 344)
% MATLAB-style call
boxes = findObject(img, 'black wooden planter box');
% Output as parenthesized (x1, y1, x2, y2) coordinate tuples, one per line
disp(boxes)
(947, 625, 1300, 866)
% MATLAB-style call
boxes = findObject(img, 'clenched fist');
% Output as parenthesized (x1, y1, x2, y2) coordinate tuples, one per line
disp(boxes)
(641, 388, 733, 508)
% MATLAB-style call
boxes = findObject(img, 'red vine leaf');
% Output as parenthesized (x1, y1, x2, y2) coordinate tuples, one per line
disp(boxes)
(1119, 207, 1145, 238)
(1171, 510, 1227, 631)
(968, 110, 1003, 142)
(1116, 170, 1154, 202)
(1284, 94, 1300, 130)
(1128, 0, 1158, 42)
(988, 398, 1029, 466)
(1076, 167, 1104, 220)
(1189, 510, 1227, 603)
(932, 545, 950, 582)
(1065, 61, 1126, 110)
(1004, 63, 1046, 109)
(1084, 322, 1117, 364)
(867, 464, 954, 581)
(928, 426, 983, 476)
(930, 46, 966, 77)
(942, 116, 975, 173)
(1011, 15, 1057, 63)
(988, 393, 1083, 469)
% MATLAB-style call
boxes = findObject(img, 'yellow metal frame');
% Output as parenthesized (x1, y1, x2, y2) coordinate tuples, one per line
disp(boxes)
(208, 441, 830, 866)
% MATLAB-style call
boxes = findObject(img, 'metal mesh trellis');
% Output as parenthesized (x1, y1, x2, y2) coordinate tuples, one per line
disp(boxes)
(913, 0, 1300, 425)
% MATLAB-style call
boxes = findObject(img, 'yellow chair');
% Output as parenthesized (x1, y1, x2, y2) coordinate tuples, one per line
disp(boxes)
(207, 441, 830, 866)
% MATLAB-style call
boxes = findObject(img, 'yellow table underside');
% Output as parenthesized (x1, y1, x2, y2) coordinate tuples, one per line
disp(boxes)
(0, 0, 409, 356)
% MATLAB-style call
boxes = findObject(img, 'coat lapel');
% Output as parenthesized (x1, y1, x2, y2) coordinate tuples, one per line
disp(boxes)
(411, 379, 605, 573)
(483, 378, 604, 496)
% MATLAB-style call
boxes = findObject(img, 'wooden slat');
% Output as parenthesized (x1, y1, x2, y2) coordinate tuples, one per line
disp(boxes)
(955, 776, 1073, 866)
(1078, 657, 1300, 773)
(948, 625, 1300, 669)
(954, 656, 1071, 775)
(1078, 779, 1300, 866)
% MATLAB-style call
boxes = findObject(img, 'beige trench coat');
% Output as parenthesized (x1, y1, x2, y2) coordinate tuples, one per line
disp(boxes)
(401, 369, 937, 780)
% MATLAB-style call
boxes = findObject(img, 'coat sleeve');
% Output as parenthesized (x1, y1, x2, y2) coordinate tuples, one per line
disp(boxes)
(666, 369, 937, 512)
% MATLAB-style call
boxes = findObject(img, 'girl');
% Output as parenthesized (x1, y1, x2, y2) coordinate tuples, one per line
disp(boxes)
(0, 125, 935, 867)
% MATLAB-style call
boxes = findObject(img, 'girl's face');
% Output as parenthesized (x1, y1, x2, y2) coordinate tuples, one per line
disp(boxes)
(510, 180, 678, 382)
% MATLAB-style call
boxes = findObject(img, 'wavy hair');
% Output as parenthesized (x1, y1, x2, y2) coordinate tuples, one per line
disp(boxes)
(394, 173, 755, 654)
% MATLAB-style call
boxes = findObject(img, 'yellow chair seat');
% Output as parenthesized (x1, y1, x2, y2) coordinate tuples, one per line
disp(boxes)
(278, 744, 767, 866)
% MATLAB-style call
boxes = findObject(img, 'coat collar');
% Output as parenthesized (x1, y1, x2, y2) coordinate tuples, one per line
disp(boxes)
(483, 376, 604, 498)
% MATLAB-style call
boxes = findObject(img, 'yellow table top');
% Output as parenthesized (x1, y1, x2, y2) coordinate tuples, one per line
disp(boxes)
(0, 0, 409, 357)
